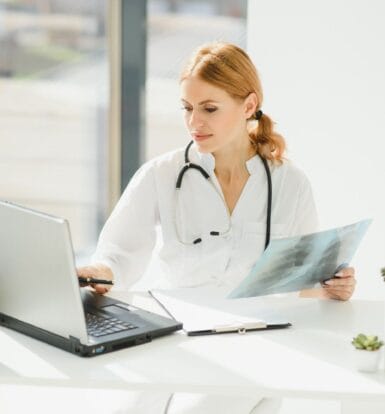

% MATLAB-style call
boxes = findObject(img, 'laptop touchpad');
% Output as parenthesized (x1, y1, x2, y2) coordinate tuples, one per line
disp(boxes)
(102, 304, 137, 315)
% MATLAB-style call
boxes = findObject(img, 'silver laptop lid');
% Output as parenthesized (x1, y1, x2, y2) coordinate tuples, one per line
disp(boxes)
(0, 200, 89, 344)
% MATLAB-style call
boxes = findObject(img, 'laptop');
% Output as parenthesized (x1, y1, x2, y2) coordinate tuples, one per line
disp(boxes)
(0, 200, 182, 357)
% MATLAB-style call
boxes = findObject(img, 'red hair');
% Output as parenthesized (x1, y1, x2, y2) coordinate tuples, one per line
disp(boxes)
(180, 42, 286, 163)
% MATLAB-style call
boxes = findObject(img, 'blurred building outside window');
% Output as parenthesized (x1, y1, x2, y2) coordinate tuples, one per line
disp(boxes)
(146, 0, 247, 160)
(0, 0, 109, 262)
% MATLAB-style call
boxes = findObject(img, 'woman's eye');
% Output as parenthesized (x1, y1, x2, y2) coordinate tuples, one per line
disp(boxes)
(180, 106, 217, 113)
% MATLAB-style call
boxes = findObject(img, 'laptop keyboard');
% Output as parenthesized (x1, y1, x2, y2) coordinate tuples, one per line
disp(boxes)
(86, 312, 137, 337)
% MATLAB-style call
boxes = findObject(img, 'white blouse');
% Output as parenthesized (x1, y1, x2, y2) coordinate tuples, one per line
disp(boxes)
(92, 144, 319, 291)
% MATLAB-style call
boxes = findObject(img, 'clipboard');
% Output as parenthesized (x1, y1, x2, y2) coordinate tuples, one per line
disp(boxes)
(148, 289, 292, 336)
(185, 321, 292, 336)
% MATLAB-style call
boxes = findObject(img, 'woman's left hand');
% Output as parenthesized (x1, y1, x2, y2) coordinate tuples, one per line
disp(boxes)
(321, 267, 356, 301)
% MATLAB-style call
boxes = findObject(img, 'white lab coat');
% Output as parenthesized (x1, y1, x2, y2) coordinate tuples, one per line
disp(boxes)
(92, 144, 318, 291)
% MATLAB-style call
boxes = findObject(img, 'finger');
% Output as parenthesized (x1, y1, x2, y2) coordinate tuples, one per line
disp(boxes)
(334, 274, 353, 279)
(323, 281, 354, 289)
(322, 281, 354, 291)
(329, 293, 351, 301)
(325, 291, 343, 300)
(76, 266, 87, 275)
(324, 286, 354, 301)
(334, 267, 355, 277)
(324, 277, 356, 287)
(77, 269, 94, 278)
(323, 287, 355, 296)
(326, 283, 356, 292)
(94, 284, 110, 295)
(323, 286, 355, 298)
(325, 286, 354, 293)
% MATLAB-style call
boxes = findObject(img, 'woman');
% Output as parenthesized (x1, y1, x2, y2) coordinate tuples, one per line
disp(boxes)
(78, 42, 356, 412)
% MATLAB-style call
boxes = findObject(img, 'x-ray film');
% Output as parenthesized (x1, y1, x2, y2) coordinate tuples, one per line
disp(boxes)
(228, 219, 372, 299)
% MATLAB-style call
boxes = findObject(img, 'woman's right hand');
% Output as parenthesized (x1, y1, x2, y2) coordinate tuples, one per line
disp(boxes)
(76, 263, 114, 295)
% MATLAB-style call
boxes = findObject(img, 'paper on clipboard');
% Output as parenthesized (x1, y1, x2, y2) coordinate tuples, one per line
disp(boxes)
(149, 287, 291, 335)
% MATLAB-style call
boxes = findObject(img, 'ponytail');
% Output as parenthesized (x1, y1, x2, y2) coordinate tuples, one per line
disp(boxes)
(248, 111, 286, 163)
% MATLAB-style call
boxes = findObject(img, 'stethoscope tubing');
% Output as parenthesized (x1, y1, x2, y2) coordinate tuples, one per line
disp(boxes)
(175, 140, 272, 250)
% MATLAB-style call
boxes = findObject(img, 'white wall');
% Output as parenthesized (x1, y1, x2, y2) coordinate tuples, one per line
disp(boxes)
(247, 0, 385, 299)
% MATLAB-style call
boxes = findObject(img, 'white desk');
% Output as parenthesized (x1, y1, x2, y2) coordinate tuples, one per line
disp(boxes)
(1, 292, 385, 413)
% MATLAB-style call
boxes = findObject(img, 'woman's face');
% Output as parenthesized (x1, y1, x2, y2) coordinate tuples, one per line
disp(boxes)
(180, 76, 255, 154)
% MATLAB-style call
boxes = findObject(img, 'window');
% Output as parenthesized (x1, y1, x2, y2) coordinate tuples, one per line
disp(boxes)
(146, 0, 247, 160)
(0, 0, 109, 259)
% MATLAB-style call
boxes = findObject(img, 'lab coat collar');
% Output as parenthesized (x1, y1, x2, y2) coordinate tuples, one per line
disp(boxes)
(196, 151, 215, 173)
(194, 144, 261, 175)
(245, 154, 262, 175)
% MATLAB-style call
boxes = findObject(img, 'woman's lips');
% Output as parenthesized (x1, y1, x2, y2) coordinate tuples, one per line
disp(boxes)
(192, 134, 213, 141)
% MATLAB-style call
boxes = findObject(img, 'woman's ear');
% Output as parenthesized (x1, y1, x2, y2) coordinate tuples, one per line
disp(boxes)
(244, 92, 258, 119)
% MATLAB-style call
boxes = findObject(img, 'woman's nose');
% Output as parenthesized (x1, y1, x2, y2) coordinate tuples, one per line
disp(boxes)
(188, 109, 204, 129)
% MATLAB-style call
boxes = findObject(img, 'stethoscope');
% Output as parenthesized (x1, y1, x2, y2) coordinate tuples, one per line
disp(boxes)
(175, 141, 272, 250)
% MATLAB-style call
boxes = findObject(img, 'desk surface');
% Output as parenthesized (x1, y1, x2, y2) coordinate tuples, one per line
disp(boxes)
(1, 291, 385, 402)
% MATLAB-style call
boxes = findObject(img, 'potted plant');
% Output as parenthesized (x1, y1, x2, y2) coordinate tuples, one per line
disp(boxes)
(351, 333, 384, 372)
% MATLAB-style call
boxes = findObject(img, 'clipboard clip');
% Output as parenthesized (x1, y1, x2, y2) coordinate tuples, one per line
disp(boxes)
(213, 321, 267, 334)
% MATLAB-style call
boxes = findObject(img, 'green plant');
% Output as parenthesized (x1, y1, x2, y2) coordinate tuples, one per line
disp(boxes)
(381, 267, 385, 280)
(352, 334, 384, 351)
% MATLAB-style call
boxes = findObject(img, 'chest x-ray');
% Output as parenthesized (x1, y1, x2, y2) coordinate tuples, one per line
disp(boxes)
(228, 219, 371, 299)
